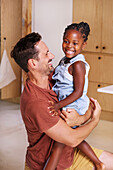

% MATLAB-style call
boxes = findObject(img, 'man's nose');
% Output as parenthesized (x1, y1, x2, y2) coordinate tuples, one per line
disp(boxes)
(49, 52, 55, 59)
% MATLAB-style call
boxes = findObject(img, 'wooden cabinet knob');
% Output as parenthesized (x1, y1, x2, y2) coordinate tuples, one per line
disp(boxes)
(98, 56, 101, 60)
(96, 46, 99, 49)
(98, 84, 101, 87)
(102, 46, 106, 49)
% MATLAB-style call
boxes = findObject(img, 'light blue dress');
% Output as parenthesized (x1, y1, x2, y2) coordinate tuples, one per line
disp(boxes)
(52, 54, 90, 116)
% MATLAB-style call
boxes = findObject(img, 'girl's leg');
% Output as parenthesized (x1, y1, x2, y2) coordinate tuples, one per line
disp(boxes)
(77, 140, 105, 170)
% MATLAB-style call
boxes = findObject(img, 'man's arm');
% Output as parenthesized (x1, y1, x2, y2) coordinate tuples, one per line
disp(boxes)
(44, 98, 101, 147)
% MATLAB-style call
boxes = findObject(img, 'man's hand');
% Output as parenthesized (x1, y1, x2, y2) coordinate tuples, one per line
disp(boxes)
(60, 98, 101, 127)
(90, 98, 101, 124)
(60, 108, 82, 127)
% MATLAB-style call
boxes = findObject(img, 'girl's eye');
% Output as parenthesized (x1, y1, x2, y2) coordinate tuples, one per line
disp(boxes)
(73, 42, 78, 45)
(64, 40, 68, 44)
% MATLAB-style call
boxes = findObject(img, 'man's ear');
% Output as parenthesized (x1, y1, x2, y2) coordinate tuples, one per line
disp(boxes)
(28, 58, 37, 68)
(82, 42, 87, 50)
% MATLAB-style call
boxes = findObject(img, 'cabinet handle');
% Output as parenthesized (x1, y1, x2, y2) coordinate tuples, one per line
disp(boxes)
(98, 84, 101, 87)
(102, 46, 106, 49)
(98, 56, 101, 60)
(96, 46, 99, 49)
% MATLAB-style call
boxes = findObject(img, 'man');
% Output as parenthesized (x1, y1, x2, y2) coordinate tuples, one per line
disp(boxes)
(11, 32, 113, 170)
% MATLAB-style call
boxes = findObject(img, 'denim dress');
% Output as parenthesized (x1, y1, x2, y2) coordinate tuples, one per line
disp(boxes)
(52, 54, 90, 116)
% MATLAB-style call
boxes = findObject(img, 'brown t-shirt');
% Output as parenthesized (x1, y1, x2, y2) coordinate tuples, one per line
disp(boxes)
(21, 78, 74, 170)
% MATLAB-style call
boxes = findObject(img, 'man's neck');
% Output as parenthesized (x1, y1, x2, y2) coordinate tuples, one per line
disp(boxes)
(28, 72, 50, 89)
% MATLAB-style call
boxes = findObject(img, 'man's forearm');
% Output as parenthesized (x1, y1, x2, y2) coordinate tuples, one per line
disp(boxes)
(71, 117, 98, 147)
(80, 104, 92, 125)
(46, 115, 99, 148)
(46, 98, 101, 148)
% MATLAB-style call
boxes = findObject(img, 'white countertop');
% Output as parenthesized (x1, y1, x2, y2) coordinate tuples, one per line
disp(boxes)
(97, 85, 113, 94)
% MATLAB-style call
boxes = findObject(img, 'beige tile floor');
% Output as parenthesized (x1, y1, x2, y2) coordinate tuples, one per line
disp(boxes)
(0, 100, 113, 170)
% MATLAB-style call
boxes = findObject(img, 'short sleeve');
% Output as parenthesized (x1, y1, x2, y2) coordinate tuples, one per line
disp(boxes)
(27, 99, 60, 132)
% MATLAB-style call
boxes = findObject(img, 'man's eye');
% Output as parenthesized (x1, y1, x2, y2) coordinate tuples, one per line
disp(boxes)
(46, 51, 49, 55)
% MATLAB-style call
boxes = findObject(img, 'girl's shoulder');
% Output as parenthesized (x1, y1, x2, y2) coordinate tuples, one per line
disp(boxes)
(70, 54, 85, 64)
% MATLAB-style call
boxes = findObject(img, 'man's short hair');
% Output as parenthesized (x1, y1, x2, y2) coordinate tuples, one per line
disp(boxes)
(11, 32, 42, 72)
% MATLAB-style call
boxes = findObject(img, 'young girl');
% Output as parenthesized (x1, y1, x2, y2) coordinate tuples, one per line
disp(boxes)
(45, 22, 105, 170)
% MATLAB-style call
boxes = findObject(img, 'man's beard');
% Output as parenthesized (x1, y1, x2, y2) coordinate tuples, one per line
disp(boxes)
(48, 65, 54, 75)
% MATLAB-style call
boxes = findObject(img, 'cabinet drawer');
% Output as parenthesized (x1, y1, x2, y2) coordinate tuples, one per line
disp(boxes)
(88, 82, 113, 112)
(84, 53, 113, 84)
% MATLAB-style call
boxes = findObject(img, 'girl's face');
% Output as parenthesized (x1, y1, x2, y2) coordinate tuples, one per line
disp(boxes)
(62, 29, 87, 58)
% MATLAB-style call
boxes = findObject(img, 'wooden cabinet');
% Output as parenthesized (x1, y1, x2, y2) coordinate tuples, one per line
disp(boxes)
(73, 0, 113, 121)
(102, 0, 113, 54)
(88, 82, 113, 113)
(0, 0, 31, 101)
(84, 52, 113, 84)
(0, 0, 22, 99)
(88, 82, 113, 121)
(73, 0, 113, 54)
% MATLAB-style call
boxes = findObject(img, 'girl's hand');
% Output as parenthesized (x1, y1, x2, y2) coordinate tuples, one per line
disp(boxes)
(48, 101, 60, 116)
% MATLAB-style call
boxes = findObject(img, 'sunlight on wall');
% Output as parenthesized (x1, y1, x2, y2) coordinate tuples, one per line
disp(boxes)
(32, 0, 73, 67)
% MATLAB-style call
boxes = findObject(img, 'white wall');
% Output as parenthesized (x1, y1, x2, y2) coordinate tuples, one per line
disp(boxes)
(32, 0, 73, 67)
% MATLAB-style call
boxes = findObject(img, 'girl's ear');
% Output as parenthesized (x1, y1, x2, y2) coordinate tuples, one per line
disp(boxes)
(82, 41, 87, 50)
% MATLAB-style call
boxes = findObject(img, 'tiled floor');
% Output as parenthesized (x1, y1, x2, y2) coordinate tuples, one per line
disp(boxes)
(0, 100, 113, 170)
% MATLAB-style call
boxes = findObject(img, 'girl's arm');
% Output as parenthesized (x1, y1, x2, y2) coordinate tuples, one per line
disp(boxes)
(53, 61, 86, 111)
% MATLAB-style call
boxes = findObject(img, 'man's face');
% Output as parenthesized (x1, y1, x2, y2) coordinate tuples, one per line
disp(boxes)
(35, 41, 55, 75)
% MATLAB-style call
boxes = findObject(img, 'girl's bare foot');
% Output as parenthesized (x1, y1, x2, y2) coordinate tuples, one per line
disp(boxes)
(95, 162, 106, 170)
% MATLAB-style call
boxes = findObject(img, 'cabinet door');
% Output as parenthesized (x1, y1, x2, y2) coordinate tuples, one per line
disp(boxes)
(84, 53, 113, 84)
(22, 0, 32, 86)
(73, 0, 102, 52)
(1, 0, 22, 99)
(88, 82, 113, 112)
(102, 0, 113, 54)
